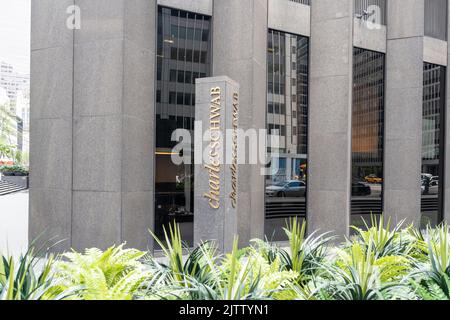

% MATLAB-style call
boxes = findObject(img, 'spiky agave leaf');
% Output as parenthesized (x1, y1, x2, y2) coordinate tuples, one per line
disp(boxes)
(175, 238, 275, 300)
(350, 215, 414, 258)
(146, 222, 223, 298)
(317, 242, 410, 300)
(282, 218, 334, 281)
(0, 246, 67, 300)
(409, 224, 450, 299)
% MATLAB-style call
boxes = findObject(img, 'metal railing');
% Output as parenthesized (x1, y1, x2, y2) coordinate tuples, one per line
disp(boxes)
(288, 0, 311, 5)
(354, 0, 386, 26)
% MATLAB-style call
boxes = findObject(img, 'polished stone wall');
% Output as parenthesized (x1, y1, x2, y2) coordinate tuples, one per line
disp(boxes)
(307, 0, 354, 238)
(30, 0, 75, 253)
(30, 0, 156, 251)
(384, 0, 425, 226)
(211, 0, 268, 246)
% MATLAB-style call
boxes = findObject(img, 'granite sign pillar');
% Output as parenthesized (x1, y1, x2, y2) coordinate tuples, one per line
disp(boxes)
(194, 76, 240, 253)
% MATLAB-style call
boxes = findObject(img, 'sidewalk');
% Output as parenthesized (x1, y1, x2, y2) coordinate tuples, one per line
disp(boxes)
(0, 190, 28, 256)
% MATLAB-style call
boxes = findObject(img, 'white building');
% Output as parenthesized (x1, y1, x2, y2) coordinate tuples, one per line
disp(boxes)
(15, 88, 30, 157)
(0, 61, 30, 108)
(0, 87, 9, 105)
(0, 61, 30, 156)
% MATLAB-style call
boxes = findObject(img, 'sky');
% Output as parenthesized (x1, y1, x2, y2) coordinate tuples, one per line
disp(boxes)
(0, 0, 31, 74)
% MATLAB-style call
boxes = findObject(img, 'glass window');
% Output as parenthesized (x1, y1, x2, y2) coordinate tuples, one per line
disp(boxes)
(169, 91, 176, 104)
(265, 30, 309, 241)
(425, 0, 448, 41)
(351, 48, 385, 230)
(421, 63, 446, 228)
(156, 90, 161, 103)
(177, 70, 184, 83)
(202, 29, 209, 42)
(186, 49, 193, 62)
(155, 6, 211, 247)
(169, 69, 177, 82)
(184, 93, 191, 106)
(193, 50, 200, 63)
(274, 104, 280, 114)
(170, 47, 177, 60)
(176, 92, 184, 105)
(184, 71, 192, 84)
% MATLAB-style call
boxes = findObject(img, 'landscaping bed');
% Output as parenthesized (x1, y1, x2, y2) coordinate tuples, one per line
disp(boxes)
(1, 217, 449, 300)
(0, 165, 29, 188)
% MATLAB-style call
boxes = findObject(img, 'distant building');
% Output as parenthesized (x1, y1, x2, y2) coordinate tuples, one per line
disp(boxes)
(0, 62, 30, 156)
(0, 93, 17, 147)
(0, 61, 30, 109)
(15, 89, 30, 156)
(0, 87, 9, 105)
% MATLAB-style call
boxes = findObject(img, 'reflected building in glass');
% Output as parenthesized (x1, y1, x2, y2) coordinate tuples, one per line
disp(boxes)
(265, 30, 309, 241)
(351, 48, 385, 227)
(155, 7, 211, 245)
(421, 63, 446, 227)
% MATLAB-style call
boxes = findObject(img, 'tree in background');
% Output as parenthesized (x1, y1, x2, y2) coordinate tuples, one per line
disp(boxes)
(0, 103, 18, 163)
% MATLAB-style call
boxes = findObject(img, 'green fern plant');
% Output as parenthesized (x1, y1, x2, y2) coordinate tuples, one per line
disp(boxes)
(411, 278, 449, 300)
(55, 244, 149, 300)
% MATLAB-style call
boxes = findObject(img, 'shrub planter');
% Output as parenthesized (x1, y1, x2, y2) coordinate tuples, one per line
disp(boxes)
(0, 173, 29, 188)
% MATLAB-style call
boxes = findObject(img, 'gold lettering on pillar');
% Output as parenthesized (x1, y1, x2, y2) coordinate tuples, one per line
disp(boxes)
(204, 87, 221, 210)
(230, 92, 239, 208)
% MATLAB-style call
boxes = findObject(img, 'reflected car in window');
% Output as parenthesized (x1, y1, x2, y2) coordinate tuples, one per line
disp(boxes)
(266, 180, 306, 198)
(352, 182, 371, 196)
(364, 174, 382, 184)
(422, 179, 439, 195)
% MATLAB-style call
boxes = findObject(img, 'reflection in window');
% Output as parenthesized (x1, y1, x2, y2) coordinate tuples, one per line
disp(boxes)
(351, 48, 385, 229)
(421, 63, 445, 228)
(425, 0, 448, 41)
(265, 30, 309, 241)
(155, 7, 211, 246)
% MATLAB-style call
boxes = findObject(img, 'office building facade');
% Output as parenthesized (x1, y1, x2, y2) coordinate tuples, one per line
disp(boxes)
(30, 0, 450, 251)
(0, 61, 30, 106)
